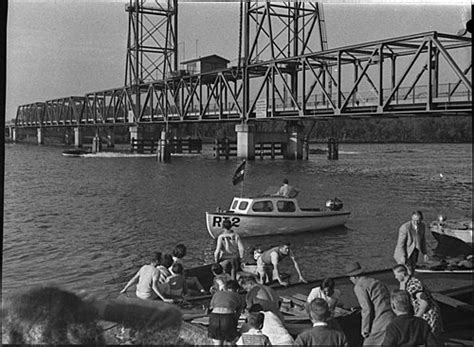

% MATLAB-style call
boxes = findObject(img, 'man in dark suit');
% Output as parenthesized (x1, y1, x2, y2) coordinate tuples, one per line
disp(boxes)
(346, 262, 395, 346)
(294, 298, 348, 346)
(393, 211, 429, 272)
(382, 289, 441, 346)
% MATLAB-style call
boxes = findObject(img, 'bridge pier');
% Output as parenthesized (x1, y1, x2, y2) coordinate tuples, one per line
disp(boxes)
(158, 130, 171, 162)
(91, 130, 102, 153)
(10, 127, 17, 142)
(106, 128, 115, 148)
(284, 121, 304, 160)
(235, 123, 255, 160)
(74, 127, 83, 148)
(37, 128, 44, 145)
(129, 125, 143, 151)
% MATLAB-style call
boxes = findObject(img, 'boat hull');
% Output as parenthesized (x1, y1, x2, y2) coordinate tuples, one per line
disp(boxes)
(430, 220, 473, 254)
(206, 210, 350, 238)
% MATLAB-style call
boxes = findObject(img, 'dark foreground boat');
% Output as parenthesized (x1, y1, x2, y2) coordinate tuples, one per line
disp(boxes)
(186, 265, 474, 345)
(102, 263, 474, 346)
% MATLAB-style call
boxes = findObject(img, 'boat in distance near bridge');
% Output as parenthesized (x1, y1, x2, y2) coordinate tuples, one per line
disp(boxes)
(206, 195, 350, 239)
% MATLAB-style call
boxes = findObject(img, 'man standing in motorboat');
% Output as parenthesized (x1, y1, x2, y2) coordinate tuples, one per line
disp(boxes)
(214, 219, 245, 280)
(393, 211, 429, 272)
(276, 178, 300, 198)
(259, 242, 307, 286)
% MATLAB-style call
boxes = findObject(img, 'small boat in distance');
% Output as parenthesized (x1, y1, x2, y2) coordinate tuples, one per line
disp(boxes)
(62, 149, 90, 157)
(430, 217, 473, 251)
(206, 195, 350, 239)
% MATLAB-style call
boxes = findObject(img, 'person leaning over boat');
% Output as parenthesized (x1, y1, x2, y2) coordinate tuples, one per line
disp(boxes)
(392, 264, 443, 337)
(276, 178, 300, 198)
(345, 261, 394, 346)
(120, 252, 173, 303)
(394, 211, 429, 273)
(208, 280, 245, 346)
(294, 298, 348, 347)
(214, 219, 245, 280)
(240, 276, 281, 319)
(259, 242, 307, 286)
(306, 278, 341, 318)
(382, 289, 441, 347)
(171, 244, 207, 294)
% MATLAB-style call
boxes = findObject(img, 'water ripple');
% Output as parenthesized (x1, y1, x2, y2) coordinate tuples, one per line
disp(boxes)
(3, 143, 472, 300)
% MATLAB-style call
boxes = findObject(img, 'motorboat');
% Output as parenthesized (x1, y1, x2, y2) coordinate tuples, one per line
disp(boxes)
(205, 195, 350, 238)
(62, 149, 90, 157)
(430, 217, 473, 250)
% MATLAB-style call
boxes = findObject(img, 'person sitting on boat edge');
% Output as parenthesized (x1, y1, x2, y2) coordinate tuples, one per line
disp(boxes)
(306, 278, 341, 318)
(393, 211, 429, 273)
(214, 219, 245, 280)
(259, 242, 307, 286)
(171, 243, 207, 295)
(294, 298, 348, 347)
(382, 289, 441, 347)
(157, 253, 173, 284)
(208, 280, 245, 346)
(165, 263, 187, 299)
(276, 178, 300, 198)
(236, 312, 271, 346)
(210, 263, 232, 295)
(120, 252, 173, 303)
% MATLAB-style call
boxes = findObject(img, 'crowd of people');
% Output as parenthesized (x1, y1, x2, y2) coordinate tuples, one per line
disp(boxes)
(2, 203, 449, 345)
(115, 208, 444, 346)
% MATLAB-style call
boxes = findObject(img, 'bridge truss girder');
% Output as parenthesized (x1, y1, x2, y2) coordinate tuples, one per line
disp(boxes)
(125, 0, 178, 86)
(15, 31, 472, 127)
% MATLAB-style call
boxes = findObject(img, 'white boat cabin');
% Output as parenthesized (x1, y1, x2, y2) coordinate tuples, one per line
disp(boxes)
(228, 196, 318, 215)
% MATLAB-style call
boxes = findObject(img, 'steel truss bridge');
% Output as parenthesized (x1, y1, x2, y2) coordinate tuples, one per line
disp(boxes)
(14, 2, 472, 129)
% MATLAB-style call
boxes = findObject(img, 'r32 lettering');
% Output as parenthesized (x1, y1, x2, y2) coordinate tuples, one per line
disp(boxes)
(212, 216, 240, 228)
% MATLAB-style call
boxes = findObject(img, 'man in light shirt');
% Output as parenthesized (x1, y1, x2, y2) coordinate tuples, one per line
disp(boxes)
(276, 178, 300, 198)
(307, 278, 341, 317)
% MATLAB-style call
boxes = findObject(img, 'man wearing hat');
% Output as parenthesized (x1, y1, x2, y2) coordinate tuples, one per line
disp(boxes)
(346, 262, 395, 346)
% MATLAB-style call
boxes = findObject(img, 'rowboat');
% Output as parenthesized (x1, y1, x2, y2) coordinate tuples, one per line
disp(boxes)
(181, 265, 474, 346)
(430, 218, 473, 253)
(206, 195, 350, 238)
(103, 262, 474, 346)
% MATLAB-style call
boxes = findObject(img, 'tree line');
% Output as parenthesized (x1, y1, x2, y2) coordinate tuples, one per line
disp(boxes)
(186, 115, 472, 143)
(309, 116, 472, 143)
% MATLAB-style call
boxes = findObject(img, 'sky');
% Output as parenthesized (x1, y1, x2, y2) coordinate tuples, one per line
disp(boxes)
(5, 0, 471, 122)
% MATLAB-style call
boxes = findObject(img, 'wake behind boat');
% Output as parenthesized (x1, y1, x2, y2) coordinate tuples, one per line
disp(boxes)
(206, 195, 350, 239)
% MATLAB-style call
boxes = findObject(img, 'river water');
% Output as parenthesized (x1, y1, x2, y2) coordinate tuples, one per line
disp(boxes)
(3, 142, 472, 301)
